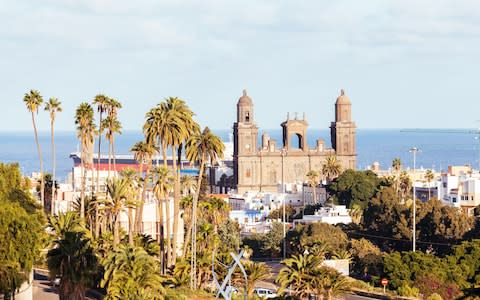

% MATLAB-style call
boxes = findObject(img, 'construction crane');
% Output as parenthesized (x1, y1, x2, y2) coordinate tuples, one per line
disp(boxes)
(400, 128, 480, 171)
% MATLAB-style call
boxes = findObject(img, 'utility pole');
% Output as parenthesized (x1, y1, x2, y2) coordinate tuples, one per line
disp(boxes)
(409, 147, 420, 252)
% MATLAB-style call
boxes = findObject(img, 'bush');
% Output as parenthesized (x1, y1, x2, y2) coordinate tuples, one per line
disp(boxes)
(427, 293, 443, 300)
(397, 283, 419, 297)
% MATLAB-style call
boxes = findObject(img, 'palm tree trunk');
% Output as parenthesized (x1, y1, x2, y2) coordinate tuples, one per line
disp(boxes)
(182, 215, 192, 257)
(128, 207, 134, 246)
(113, 214, 120, 247)
(161, 144, 172, 267)
(95, 113, 103, 238)
(191, 154, 206, 290)
(134, 161, 146, 234)
(172, 145, 180, 265)
(80, 144, 86, 219)
(51, 119, 56, 215)
(108, 137, 112, 180)
(32, 112, 45, 208)
(157, 193, 165, 274)
(112, 134, 117, 177)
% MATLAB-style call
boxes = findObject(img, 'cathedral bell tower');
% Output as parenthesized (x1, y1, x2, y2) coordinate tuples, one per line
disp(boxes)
(330, 89, 356, 168)
(233, 90, 259, 187)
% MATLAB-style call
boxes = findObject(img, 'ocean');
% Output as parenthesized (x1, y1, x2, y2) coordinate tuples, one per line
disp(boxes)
(1, 129, 479, 182)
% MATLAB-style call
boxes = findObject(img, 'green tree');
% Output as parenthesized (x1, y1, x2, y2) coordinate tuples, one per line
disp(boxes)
(101, 244, 166, 299)
(0, 200, 46, 297)
(75, 102, 96, 219)
(23, 89, 45, 207)
(45, 97, 62, 215)
(328, 169, 381, 208)
(287, 222, 349, 256)
(47, 231, 98, 300)
(185, 126, 225, 289)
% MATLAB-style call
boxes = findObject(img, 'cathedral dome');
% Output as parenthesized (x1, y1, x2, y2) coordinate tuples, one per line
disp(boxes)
(238, 89, 253, 106)
(336, 89, 351, 105)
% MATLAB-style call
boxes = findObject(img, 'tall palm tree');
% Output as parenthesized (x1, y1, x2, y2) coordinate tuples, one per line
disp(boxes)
(45, 97, 62, 215)
(105, 98, 122, 176)
(392, 157, 402, 196)
(101, 244, 166, 299)
(131, 140, 158, 234)
(180, 175, 197, 196)
(180, 195, 193, 257)
(102, 115, 122, 179)
(92, 94, 109, 190)
(152, 165, 173, 274)
(106, 177, 130, 247)
(425, 169, 435, 200)
(185, 127, 225, 289)
(23, 90, 45, 207)
(164, 97, 199, 265)
(75, 102, 96, 219)
(119, 168, 139, 246)
(47, 231, 98, 300)
(322, 154, 342, 183)
(306, 170, 320, 206)
(144, 102, 187, 267)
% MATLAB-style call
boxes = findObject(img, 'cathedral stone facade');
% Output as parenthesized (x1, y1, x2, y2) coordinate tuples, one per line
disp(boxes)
(233, 89, 356, 193)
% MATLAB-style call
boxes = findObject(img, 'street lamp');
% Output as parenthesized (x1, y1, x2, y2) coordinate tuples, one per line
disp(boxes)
(281, 147, 287, 259)
(409, 147, 420, 252)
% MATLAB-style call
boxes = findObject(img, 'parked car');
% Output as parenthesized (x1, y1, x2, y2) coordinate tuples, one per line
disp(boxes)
(253, 287, 277, 299)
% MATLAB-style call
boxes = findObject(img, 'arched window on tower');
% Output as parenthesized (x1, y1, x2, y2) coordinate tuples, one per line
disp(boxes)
(245, 111, 250, 122)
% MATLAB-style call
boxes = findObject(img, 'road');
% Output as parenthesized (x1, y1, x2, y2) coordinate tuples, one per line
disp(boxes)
(33, 271, 59, 300)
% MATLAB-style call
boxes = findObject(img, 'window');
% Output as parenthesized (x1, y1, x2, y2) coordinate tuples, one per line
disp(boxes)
(244, 217, 248, 223)
(452, 197, 457, 203)
(245, 111, 250, 122)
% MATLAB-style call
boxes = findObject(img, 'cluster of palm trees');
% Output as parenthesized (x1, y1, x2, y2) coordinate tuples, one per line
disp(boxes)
(305, 154, 342, 205)
(55, 93, 227, 296)
(23, 90, 62, 215)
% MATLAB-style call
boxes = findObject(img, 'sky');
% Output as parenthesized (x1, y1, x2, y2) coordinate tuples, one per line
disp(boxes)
(2, 0, 480, 132)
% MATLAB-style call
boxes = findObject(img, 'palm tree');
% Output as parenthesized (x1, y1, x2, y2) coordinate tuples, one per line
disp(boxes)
(276, 253, 321, 299)
(23, 90, 45, 207)
(47, 231, 98, 300)
(164, 97, 199, 265)
(152, 165, 173, 274)
(119, 168, 139, 246)
(48, 212, 84, 240)
(312, 267, 352, 300)
(144, 101, 189, 266)
(322, 154, 342, 183)
(75, 102, 96, 219)
(106, 177, 130, 247)
(106, 98, 122, 176)
(392, 157, 402, 195)
(235, 261, 271, 297)
(102, 115, 122, 179)
(131, 140, 158, 234)
(425, 169, 435, 200)
(306, 170, 320, 206)
(45, 97, 62, 215)
(185, 126, 225, 289)
(101, 244, 166, 299)
(92, 94, 109, 191)
(180, 195, 193, 257)
(180, 175, 197, 196)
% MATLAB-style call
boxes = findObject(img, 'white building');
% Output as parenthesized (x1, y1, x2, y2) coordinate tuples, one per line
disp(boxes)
(293, 205, 352, 226)
(439, 165, 480, 215)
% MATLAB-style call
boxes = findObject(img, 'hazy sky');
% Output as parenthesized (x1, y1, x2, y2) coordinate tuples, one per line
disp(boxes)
(2, 0, 480, 132)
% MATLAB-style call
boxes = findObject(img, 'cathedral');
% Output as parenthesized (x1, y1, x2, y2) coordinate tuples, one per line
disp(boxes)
(233, 89, 356, 193)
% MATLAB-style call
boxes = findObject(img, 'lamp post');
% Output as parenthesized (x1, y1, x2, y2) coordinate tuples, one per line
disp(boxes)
(281, 148, 287, 259)
(409, 147, 420, 252)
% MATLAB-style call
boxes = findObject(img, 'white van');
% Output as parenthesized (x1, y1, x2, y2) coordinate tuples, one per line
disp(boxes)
(253, 288, 277, 299)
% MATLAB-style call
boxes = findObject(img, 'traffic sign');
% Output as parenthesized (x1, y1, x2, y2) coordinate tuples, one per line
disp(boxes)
(381, 278, 388, 286)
